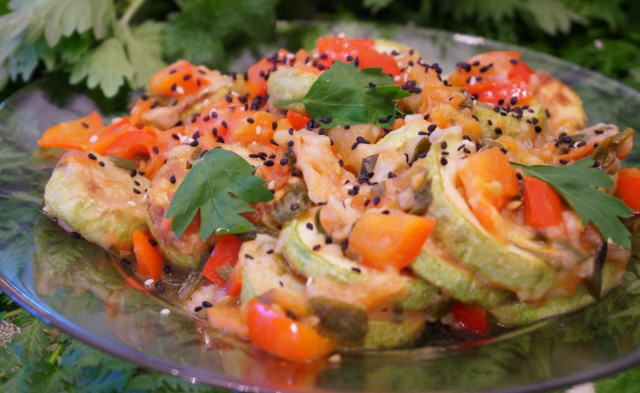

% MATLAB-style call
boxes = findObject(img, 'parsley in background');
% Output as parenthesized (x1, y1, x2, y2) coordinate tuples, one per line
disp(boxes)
(1, 0, 640, 101)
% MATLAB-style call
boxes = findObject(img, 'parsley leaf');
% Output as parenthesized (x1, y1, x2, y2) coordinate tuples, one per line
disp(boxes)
(275, 61, 410, 128)
(513, 158, 633, 249)
(166, 148, 274, 240)
(69, 37, 134, 97)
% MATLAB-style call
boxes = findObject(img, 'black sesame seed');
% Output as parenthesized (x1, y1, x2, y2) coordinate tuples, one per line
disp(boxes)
(88, 152, 97, 160)
(325, 236, 332, 244)
(155, 281, 165, 293)
(279, 157, 289, 165)
(495, 127, 502, 135)
(170, 83, 177, 92)
(202, 301, 212, 308)
(312, 244, 321, 251)
(535, 126, 542, 133)
(291, 202, 299, 211)
(71, 231, 81, 238)
(247, 117, 255, 124)
(99, 161, 105, 167)
(440, 157, 448, 166)
(152, 146, 160, 154)
(133, 188, 141, 194)
(351, 267, 362, 273)
(440, 141, 448, 149)
(510, 96, 517, 105)
(559, 159, 568, 165)
(194, 306, 203, 312)
(373, 196, 381, 205)
(306, 222, 314, 230)
(516, 173, 523, 180)
(130, 169, 137, 177)
(263, 160, 274, 167)
(427, 124, 437, 132)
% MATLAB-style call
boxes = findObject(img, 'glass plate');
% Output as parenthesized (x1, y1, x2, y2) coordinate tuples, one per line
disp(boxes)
(2, 20, 640, 393)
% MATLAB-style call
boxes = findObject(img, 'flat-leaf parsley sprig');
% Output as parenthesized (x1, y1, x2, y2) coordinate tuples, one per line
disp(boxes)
(166, 148, 274, 240)
(275, 61, 410, 129)
(513, 158, 633, 249)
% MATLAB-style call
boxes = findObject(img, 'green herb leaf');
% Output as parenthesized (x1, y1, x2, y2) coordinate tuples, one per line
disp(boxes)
(275, 61, 410, 128)
(512, 158, 633, 249)
(121, 20, 166, 89)
(69, 37, 134, 98)
(166, 148, 274, 240)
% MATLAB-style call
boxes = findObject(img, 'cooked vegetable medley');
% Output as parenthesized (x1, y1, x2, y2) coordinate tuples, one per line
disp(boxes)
(39, 36, 638, 362)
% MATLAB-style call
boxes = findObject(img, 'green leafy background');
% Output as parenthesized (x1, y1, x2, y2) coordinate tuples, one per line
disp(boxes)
(1, 0, 640, 391)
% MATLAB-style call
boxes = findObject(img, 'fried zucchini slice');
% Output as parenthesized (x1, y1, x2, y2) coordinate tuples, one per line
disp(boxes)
(43, 151, 149, 254)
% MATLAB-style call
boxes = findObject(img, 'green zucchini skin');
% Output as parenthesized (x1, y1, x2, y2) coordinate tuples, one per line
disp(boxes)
(364, 319, 425, 349)
(281, 217, 365, 284)
(489, 256, 625, 326)
(281, 214, 448, 313)
(425, 132, 555, 294)
(411, 246, 511, 308)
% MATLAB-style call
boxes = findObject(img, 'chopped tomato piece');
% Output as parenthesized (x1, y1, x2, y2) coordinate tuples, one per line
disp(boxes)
(287, 111, 311, 130)
(202, 235, 243, 286)
(247, 299, 334, 362)
(150, 60, 206, 97)
(449, 51, 534, 106)
(103, 127, 158, 160)
(316, 37, 375, 68)
(349, 212, 435, 270)
(132, 229, 163, 281)
(616, 168, 640, 212)
(457, 148, 520, 241)
(358, 49, 400, 77)
(451, 302, 488, 336)
(523, 176, 564, 230)
(38, 112, 103, 150)
(229, 111, 277, 146)
(130, 96, 155, 126)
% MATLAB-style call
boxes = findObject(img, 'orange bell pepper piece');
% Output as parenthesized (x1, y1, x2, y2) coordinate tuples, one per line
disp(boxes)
(457, 147, 519, 241)
(349, 212, 435, 270)
(247, 299, 334, 362)
(132, 229, 164, 281)
(38, 111, 103, 150)
(523, 176, 564, 229)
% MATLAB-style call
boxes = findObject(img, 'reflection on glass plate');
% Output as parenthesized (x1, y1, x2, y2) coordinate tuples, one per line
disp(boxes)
(1, 21, 640, 393)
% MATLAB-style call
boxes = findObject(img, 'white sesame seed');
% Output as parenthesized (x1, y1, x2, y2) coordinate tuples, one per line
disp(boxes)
(176, 86, 185, 95)
(111, 117, 123, 124)
(127, 201, 136, 206)
(144, 278, 154, 287)
(256, 126, 262, 135)
(89, 135, 98, 143)
(328, 354, 342, 363)
(160, 308, 170, 315)
(267, 180, 275, 190)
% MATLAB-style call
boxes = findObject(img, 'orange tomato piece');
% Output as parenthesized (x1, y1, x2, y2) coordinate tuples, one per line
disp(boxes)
(150, 60, 206, 97)
(229, 111, 277, 146)
(616, 167, 640, 212)
(349, 212, 435, 270)
(132, 229, 164, 281)
(457, 148, 520, 240)
(287, 111, 311, 130)
(449, 51, 534, 106)
(523, 176, 564, 230)
(358, 49, 400, 77)
(38, 111, 104, 150)
(247, 299, 334, 362)
(316, 37, 375, 68)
